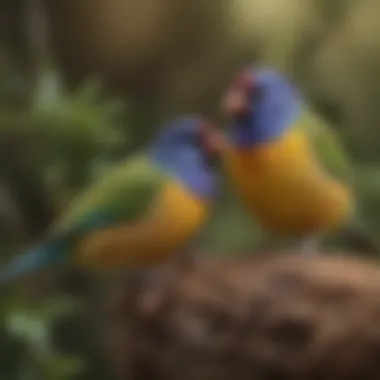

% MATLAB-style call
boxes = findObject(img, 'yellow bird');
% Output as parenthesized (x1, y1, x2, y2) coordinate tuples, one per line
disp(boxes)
(0, 116, 221, 282)
(221, 67, 353, 253)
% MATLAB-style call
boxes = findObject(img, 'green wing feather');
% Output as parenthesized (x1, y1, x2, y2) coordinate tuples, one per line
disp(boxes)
(297, 107, 380, 252)
(55, 155, 166, 236)
(0, 155, 168, 283)
(298, 107, 353, 181)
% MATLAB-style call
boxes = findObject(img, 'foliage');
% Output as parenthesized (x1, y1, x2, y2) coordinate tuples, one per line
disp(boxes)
(0, 296, 84, 379)
(0, 68, 129, 380)
(31, 69, 129, 193)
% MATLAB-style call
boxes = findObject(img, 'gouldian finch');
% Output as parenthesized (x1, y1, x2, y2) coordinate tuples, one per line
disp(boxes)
(0, 116, 221, 283)
(221, 67, 354, 254)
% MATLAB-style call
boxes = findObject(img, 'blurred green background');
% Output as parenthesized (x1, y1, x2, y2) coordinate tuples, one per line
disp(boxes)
(1, 0, 380, 378)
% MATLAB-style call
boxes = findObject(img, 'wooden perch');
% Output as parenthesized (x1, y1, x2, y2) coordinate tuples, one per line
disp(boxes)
(106, 253, 380, 380)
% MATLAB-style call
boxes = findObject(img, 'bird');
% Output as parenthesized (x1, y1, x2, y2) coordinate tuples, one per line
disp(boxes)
(0, 116, 221, 283)
(220, 67, 354, 255)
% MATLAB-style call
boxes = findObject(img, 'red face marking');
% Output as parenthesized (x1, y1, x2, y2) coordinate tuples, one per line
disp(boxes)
(198, 120, 225, 156)
(222, 69, 256, 117)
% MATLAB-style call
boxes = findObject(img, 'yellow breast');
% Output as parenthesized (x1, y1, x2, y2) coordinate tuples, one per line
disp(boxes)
(224, 128, 353, 236)
(75, 181, 208, 269)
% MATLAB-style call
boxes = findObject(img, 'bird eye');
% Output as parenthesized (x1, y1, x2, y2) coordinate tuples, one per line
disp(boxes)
(189, 133, 202, 146)
(251, 84, 264, 100)
(246, 76, 264, 103)
(236, 112, 251, 126)
(238, 82, 263, 126)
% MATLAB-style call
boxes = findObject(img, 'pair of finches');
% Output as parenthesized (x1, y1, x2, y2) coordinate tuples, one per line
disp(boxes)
(0, 66, 353, 284)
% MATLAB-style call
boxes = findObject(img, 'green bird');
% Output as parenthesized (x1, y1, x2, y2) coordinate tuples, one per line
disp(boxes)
(0, 116, 222, 283)
(221, 67, 376, 255)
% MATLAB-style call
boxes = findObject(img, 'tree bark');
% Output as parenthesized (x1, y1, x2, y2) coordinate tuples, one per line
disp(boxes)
(106, 253, 380, 380)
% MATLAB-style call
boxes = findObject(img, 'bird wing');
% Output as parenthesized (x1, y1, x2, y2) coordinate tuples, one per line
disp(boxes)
(299, 107, 353, 181)
(54, 155, 165, 238)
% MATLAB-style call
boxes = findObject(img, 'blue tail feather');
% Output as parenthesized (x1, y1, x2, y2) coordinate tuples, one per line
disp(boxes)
(0, 240, 67, 284)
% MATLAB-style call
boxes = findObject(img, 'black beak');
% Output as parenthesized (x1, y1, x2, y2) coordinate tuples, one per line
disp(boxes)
(222, 69, 258, 122)
(198, 120, 224, 167)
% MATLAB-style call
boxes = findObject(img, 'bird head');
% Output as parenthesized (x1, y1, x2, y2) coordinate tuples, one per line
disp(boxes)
(222, 67, 302, 147)
(149, 116, 224, 200)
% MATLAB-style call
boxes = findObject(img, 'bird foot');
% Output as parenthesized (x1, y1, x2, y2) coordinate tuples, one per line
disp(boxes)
(298, 238, 320, 257)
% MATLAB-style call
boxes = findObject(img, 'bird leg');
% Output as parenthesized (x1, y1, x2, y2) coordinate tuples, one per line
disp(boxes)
(298, 237, 320, 257)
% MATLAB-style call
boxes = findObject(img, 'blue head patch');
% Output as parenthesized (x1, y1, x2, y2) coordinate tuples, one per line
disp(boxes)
(148, 116, 218, 200)
(229, 68, 302, 147)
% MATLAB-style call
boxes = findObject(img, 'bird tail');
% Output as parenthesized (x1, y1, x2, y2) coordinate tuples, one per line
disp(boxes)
(0, 240, 66, 284)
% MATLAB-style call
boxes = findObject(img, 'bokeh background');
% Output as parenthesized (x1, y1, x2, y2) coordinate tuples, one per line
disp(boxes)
(1, 0, 380, 378)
